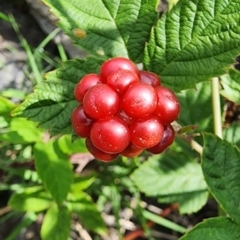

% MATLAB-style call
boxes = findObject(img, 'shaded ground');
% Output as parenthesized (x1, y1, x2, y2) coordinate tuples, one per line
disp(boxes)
(0, 0, 50, 92)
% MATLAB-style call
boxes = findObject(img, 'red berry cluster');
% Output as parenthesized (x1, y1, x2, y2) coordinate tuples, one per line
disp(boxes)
(71, 57, 180, 162)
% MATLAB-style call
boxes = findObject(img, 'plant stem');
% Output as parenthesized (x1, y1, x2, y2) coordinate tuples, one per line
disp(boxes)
(211, 77, 222, 139)
(212, 78, 225, 217)
(190, 139, 203, 155)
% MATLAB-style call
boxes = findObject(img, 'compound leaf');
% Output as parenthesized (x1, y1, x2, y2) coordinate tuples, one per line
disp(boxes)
(56, 134, 88, 155)
(144, 0, 240, 91)
(159, 190, 209, 214)
(42, 0, 159, 62)
(41, 204, 71, 240)
(180, 217, 240, 240)
(223, 122, 240, 148)
(68, 192, 107, 235)
(220, 69, 240, 104)
(202, 133, 240, 225)
(0, 117, 43, 144)
(177, 81, 213, 133)
(131, 152, 208, 214)
(34, 140, 73, 205)
(0, 96, 15, 114)
(12, 57, 102, 135)
(8, 186, 52, 212)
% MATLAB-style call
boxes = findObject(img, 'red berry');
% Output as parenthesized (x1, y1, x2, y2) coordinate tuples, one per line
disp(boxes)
(147, 124, 175, 154)
(71, 105, 94, 138)
(129, 116, 164, 149)
(100, 57, 138, 82)
(138, 70, 161, 87)
(83, 84, 120, 119)
(72, 60, 179, 160)
(154, 86, 180, 124)
(120, 142, 143, 158)
(117, 110, 133, 125)
(107, 69, 139, 95)
(86, 138, 118, 162)
(74, 73, 102, 102)
(122, 82, 157, 119)
(90, 116, 130, 154)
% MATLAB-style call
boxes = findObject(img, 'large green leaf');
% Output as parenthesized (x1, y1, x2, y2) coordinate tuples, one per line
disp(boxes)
(41, 204, 71, 240)
(202, 133, 240, 225)
(180, 217, 240, 240)
(159, 190, 209, 214)
(70, 175, 96, 193)
(220, 69, 240, 104)
(131, 152, 208, 214)
(8, 186, 52, 212)
(12, 57, 102, 135)
(42, 0, 158, 62)
(177, 81, 213, 133)
(0, 96, 15, 114)
(68, 191, 107, 235)
(223, 122, 240, 148)
(144, 0, 240, 91)
(34, 140, 73, 205)
(56, 134, 88, 155)
(0, 117, 43, 144)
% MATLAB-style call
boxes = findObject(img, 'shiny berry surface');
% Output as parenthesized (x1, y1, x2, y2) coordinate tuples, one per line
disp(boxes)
(86, 138, 119, 162)
(147, 124, 175, 154)
(129, 116, 164, 149)
(107, 69, 139, 95)
(71, 105, 94, 138)
(83, 84, 120, 119)
(138, 70, 161, 87)
(122, 82, 157, 119)
(90, 117, 130, 154)
(120, 142, 143, 158)
(100, 57, 138, 81)
(154, 86, 180, 124)
(74, 73, 102, 102)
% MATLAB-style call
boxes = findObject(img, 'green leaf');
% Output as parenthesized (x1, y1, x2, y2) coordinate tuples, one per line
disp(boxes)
(8, 186, 52, 212)
(144, 0, 240, 91)
(169, 0, 179, 9)
(71, 175, 96, 193)
(1, 89, 25, 100)
(220, 69, 240, 104)
(202, 133, 240, 225)
(0, 96, 15, 114)
(131, 152, 208, 214)
(223, 122, 240, 148)
(56, 134, 88, 155)
(159, 190, 209, 214)
(34, 141, 73, 205)
(42, 0, 158, 62)
(41, 204, 71, 240)
(0, 12, 10, 22)
(68, 191, 107, 235)
(12, 57, 103, 135)
(180, 217, 240, 240)
(177, 81, 213, 133)
(0, 118, 43, 144)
